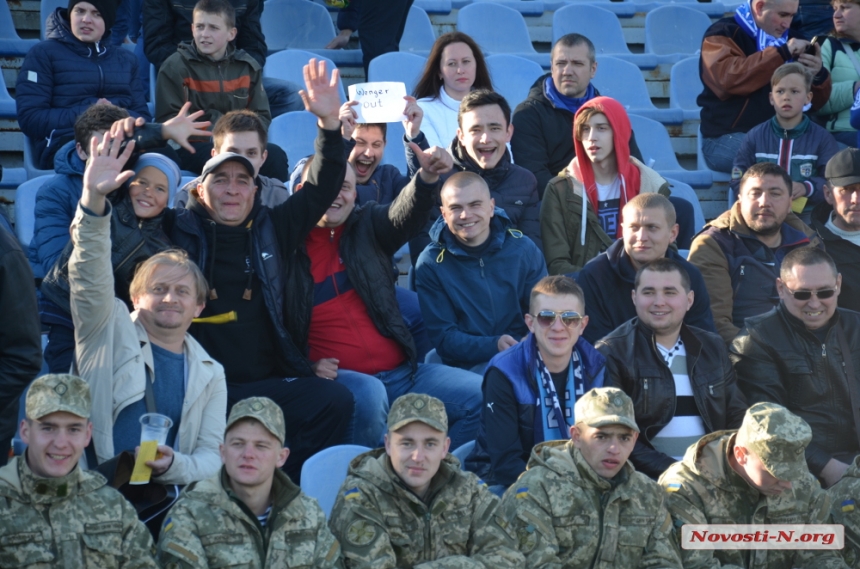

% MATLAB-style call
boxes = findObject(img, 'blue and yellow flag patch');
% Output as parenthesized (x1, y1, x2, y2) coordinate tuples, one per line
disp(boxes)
(344, 487, 361, 501)
(515, 487, 529, 499)
(843, 499, 855, 513)
(162, 517, 174, 533)
(666, 483, 682, 493)
(477, 479, 488, 488)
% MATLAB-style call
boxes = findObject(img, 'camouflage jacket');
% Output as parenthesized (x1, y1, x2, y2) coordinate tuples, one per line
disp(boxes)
(157, 467, 342, 568)
(0, 456, 158, 568)
(659, 430, 846, 569)
(828, 455, 860, 568)
(328, 448, 524, 569)
(494, 439, 682, 569)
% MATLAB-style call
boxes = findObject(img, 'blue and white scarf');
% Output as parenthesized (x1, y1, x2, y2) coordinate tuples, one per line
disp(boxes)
(536, 350, 585, 442)
(734, 0, 789, 52)
(544, 76, 596, 115)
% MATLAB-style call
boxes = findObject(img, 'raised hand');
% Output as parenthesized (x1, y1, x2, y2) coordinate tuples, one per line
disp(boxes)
(403, 95, 424, 139)
(161, 101, 212, 152)
(339, 100, 359, 140)
(409, 142, 453, 184)
(109, 116, 146, 140)
(81, 131, 136, 215)
(299, 58, 343, 130)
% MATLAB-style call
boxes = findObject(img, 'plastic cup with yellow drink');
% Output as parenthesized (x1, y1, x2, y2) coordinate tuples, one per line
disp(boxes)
(131, 413, 173, 485)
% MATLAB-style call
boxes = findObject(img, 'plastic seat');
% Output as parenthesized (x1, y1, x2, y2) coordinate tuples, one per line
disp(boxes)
(40, 0, 66, 40)
(592, 56, 684, 125)
(451, 440, 476, 470)
(645, 5, 712, 63)
(400, 5, 436, 54)
(472, 0, 545, 16)
(23, 135, 55, 180)
(268, 111, 318, 168)
(457, 3, 550, 67)
(264, 50, 346, 102)
(543, 0, 637, 18)
(696, 126, 733, 186)
(367, 52, 427, 95)
(300, 444, 371, 517)
(0, 72, 17, 119)
(632, 0, 727, 17)
(669, 56, 702, 121)
(261, 0, 362, 66)
(15, 174, 53, 247)
(553, 5, 658, 69)
(629, 114, 713, 188)
(382, 121, 408, 176)
(0, 1, 37, 56)
(486, 54, 544, 108)
(663, 177, 705, 234)
(413, 0, 454, 13)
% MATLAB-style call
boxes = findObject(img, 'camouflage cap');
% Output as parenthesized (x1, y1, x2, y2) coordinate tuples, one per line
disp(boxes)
(574, 387, 639, 432)
(737, 402, 812, 481)
(226, 397, 286, 445)
(26, 374, 91, 420)
(388, 393, 448, 433)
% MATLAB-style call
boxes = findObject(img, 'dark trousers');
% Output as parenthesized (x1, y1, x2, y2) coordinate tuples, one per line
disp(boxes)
(178, 141, 289, 182)
(226, 376, 354, 484)
(358, 0, 415, 75)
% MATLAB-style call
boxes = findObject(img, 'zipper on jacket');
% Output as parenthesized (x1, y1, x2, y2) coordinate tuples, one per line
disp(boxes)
(330, 228, 335, 242)
(822, 343, 827, 357)
(709, 385, 714, 396)
(479, 258, 485, 278)
(114, 237, 146, 274)
(740, 265, 745, 276)
(424, 510, 432, 560)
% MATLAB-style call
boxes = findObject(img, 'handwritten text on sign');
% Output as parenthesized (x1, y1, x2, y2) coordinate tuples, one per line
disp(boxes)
(348, 82, 408, 123)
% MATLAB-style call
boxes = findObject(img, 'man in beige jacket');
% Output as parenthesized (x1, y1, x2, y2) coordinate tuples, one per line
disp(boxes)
(69, 129, 227, 485)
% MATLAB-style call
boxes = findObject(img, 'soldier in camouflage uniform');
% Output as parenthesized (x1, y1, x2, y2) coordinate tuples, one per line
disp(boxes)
(0, 373, 158, 568)
(328, 393, 524, 569)
(495, 386, 682, 568)
(829, 455, 860, 567)
(659, 402, 847, 569)
(157, 396, 343, 568)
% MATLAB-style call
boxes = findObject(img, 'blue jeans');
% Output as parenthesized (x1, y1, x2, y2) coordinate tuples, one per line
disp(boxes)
(702, 133, 746, 173)
(336, 363, 483, 450)
(262, 78, 305, 118)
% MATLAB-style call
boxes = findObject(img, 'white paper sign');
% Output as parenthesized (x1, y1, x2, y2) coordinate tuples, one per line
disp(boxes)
(348, 82, 408, 123)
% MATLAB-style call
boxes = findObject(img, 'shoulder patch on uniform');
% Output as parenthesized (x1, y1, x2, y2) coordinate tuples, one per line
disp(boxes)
(346, 519, 377, 546)
(162, 517, 174, 533)
(665, 482, 682, 493)
(515, 486, 529, 499)
(844, 499, 856, 512)
(731, 167, 743, 180)
(344, 487, 360, 501)
(166, 542, 199, 563)
(477, 479, 488, 488)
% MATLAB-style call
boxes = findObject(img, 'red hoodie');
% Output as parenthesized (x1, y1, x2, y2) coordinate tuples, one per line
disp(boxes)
(572, 96, 642, 238)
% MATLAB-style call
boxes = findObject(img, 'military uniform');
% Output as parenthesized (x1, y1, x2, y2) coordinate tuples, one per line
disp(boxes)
(157, 396, 344, 568)
(827, 455, 860, 567)
(329, 393, 523, 569)
(0, 374, 158, 568)
(659, 402, 847, 569)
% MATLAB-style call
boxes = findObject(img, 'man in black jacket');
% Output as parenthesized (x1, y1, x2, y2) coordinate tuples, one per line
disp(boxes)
(731, 246, 860, 488)
(598, 257, 747, 479)
(0, 222, 42, 466)
(511, 33, 641, 197)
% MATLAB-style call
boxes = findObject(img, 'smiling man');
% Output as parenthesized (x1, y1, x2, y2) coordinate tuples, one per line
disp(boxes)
(415, 172, 547, 372)
(731, 247, 860, 488)
(596, 258, 747, 479)
(467, 276, 607, 494)
(659, 402, 848, 569)
(157, 397, 342, 569)
(329, 393, 524, 569)
(496, 387, 683, 568)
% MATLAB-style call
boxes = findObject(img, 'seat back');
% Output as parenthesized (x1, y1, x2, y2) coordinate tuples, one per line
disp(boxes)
(645, 5, 711, 56)
(486, 54, 544, 108)
(400, 5, 436, 53)
(300, 445, 371, 517)
(262, 0, 337, 51)
(451, 440, 476, 470)
(552, 4, 631, 55)
(23, 135, 56, 180)
(669, 56, 702, 112)
(663, 177, 705, 234)
(591, 56, 656, 111)
(381, 121, 409, 175)
(0, 71, 17, 119)
(15, 174, 54, 247)
(367, 52, 427, 95)
(264, 50, 346, 102)
(628, 113, 683, 170)
(472, 0, 545, 16)
(457, 3, 536, 54)
(268, 111, 319, 168)
(0, 1, 22, 40)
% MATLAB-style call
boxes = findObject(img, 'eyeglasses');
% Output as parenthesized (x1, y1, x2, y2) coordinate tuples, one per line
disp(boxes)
(531, 310, 584, 328)
(783, 286, 838, 301)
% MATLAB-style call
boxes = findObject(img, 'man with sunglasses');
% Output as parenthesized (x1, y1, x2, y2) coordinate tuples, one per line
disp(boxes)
(466, 276, 607, 494)
(597, 258, 747, 480)
(732, 246, 860, 488)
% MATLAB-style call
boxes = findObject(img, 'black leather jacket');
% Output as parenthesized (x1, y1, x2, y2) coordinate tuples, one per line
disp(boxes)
(731, 304, 860, 476)
(597, 318, 747, 479)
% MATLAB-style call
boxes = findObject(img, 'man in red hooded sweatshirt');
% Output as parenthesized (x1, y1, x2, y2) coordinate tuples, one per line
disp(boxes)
(541, 97, 715, 343)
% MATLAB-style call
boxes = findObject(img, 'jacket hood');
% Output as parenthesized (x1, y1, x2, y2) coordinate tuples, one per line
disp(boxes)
(346, 448, 461, 503)
(428, 205, 513, 245)
(703, 202, 818, 246)
(679, 430, 746, 491)
(525, 73, 555, 108)
(54, 139, 86, 176)
(526, 439, 634, 491)
(846, 454, 860, 479)
(810, 201, 840, 241)
(46, 7, 110, 53)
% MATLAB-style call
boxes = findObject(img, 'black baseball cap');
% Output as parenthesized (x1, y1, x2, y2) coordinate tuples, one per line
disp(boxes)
(825, 148, 860, 187)
(200, 153, 255, 182)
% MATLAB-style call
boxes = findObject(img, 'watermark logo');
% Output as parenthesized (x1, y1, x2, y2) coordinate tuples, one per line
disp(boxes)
(681, 525, 843, 549)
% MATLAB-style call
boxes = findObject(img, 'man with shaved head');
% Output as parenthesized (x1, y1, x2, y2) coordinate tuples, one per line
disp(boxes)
(415, 172, 547, 373)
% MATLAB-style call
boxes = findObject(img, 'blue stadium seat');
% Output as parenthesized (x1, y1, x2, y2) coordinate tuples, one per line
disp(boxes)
(632, 0, 727, 17)
(40, 0, 65, 40)
(629, 114, 713, 188)
(472, 0, 545, 16)
(669, 56, 702, 121)
(457, 3, 550, 67)
(553, 5, 658, 69)
(400, 5, 436, 55)
(0, 1, 37, 56)
(696, 126, 733, 188)
(543, 0, 637, 18)
(300, 444, 371, 517)
(263, 49, 346, 102)
(486, 54, 544, 109)
(261, 0, 363, 66)
(663, 177, 705, 234)
(645, 5, 712, 63)
(23, 135, 55, 180)
(592, 56, 684, 125)
(268, 111, 318, 169)
(382, 121, 408, 176)
(451, 440, 475, 469)
(413, 0, 454, 13)
(0, 72, 17, 119)
(15, 174, 53, 248)
(367, 51, 427, 95)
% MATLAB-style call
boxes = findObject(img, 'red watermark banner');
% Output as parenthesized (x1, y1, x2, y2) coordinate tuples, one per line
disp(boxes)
(681, 525, 843, 549)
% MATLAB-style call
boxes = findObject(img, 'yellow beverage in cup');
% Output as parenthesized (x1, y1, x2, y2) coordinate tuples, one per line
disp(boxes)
(131, 413, 173, 485)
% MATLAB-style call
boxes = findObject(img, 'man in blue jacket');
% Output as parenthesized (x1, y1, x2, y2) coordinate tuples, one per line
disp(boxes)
(415, 171, 547, 372)
(466, 275, 605, 494)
